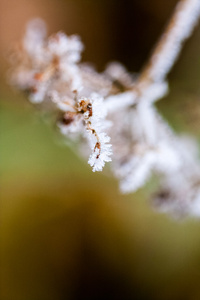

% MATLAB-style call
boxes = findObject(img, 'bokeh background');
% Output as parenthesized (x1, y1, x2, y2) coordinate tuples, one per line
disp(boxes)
(1, 0, 200, 299)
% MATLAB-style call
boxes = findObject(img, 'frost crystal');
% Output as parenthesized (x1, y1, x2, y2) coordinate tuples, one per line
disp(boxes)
(78, 94, 112, 172)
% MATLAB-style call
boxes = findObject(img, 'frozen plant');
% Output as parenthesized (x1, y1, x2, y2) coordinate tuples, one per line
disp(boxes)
(9, 0, 200, 218)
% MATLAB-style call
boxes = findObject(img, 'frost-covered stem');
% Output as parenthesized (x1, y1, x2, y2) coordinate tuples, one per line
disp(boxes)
(105, 0, 200, 112)
(138, 0, 200, 86)
(9, 6, 200, 216)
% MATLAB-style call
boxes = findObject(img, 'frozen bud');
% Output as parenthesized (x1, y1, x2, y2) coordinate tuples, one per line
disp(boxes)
(61, 111, 76, 125)
(47, 32, 83, 63)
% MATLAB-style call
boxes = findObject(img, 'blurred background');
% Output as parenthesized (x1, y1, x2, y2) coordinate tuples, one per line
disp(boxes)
(1, 0, 200, 299)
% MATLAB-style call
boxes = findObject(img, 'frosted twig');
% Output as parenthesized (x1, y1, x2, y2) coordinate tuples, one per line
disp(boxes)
(138, 0, 200, 85)
(105, 0, 200, 111)
(8, 1, 200, 218)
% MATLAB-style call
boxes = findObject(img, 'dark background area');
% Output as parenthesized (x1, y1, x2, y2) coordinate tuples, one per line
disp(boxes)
(1, 0, 200, 299)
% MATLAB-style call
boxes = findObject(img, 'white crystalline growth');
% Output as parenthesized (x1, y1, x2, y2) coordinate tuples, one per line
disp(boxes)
(47, 32, 84, 64)
(110, 100, 182, 194)
(153, 136, 200, 218)
(47, 32, 84, 91)
(78, 94, 112, 172)
(88, 132, 112, 172)
(11, 19, 84, 103)
(23, 18, 47, 65)
(118, 151, 156, 193)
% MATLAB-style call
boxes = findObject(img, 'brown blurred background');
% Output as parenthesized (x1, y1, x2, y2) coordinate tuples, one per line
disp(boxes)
(1, 0, 200, 299)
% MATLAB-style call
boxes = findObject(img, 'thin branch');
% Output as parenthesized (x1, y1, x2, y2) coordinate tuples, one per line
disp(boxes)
(138, 0, 200, 85)
(105, 0, 200, 112)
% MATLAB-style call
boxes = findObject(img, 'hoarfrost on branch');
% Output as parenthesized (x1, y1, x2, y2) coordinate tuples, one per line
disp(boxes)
(9, 0, 200, 218)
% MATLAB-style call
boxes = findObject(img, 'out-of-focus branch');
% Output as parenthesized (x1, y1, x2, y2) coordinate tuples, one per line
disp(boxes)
(106, 0, 200, 112)
(138, 0, 200, 85)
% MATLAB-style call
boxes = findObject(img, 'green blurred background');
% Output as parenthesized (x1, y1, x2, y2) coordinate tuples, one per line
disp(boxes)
(1, 0, 200, 299)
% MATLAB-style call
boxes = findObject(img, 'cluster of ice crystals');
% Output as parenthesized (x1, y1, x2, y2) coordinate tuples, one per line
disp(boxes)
(88, 133, 112, 172)
(109, 102, 181, 195)
(23, 19, 47, 64)
(47, 32, 83, 62)
(10, 19, 84, 104)
(153, 137, 200, 218)
(10, 19, 113, 172)
(77, 94, 112, 172)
